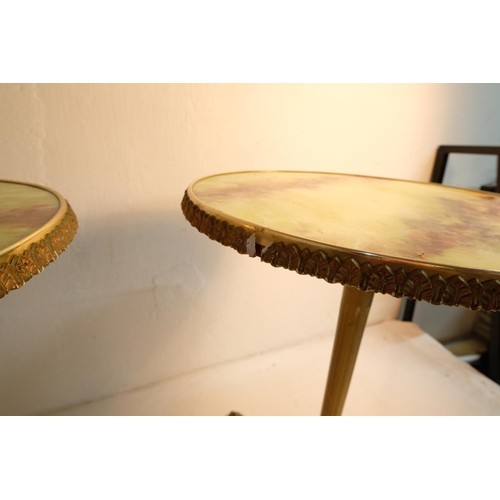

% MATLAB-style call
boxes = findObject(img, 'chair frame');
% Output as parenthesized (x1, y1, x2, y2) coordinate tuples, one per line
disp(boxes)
(402, 145, 500, 383)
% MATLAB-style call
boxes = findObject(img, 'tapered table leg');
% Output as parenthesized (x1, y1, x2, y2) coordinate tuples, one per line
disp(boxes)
(321, 286, 374, 416)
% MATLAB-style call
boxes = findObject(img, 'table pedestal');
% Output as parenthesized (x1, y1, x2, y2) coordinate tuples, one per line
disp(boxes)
(321, 286, 374, 416)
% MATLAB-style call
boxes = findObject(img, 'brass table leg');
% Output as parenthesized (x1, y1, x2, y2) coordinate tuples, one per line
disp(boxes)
(321, 286, 374, 416)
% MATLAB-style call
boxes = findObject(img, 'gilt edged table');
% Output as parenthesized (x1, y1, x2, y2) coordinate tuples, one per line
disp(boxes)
(182, 171, 500, 415)
(0, 180, 77, 299)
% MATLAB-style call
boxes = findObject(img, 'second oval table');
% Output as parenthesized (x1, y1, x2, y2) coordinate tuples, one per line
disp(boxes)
(182, 171, 500, 415)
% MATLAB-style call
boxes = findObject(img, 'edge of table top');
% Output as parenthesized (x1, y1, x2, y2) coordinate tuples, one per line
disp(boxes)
(182, 179, 500, 311)
(0, 180, 78, 299)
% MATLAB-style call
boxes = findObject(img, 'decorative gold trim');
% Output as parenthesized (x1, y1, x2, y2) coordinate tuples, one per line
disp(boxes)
(0, 204, 78, 299)
(182, 192, 500, 311)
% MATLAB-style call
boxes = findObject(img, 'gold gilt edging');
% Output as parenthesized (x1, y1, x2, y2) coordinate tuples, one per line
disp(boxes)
(0, 204, 78, 299)
(182, 192, 500, 312)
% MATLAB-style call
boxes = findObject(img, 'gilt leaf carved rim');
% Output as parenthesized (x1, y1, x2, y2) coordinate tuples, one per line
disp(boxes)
(0, 203, 78, 299)
(182, 191, 500, 312)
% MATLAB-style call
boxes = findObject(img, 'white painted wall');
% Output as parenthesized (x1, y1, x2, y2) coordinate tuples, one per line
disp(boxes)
(1, 84, 499, 415)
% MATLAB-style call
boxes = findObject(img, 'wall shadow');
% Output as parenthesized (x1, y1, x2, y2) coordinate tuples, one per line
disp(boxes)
(0, 206, 226, 415)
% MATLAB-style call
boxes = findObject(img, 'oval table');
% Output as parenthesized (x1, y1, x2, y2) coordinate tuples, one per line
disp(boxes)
(0, 180, 78, 299)
(182, 171, 500, 415)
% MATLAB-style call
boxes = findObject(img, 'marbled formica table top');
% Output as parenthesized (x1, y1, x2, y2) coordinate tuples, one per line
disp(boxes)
(0, 182, 61, 255)
(182, 171, 500, 311)
(0, 180, 77, 298)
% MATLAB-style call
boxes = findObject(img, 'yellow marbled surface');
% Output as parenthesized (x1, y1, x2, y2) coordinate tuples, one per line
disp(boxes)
(190, 171, 500, 273)
(0, 182, 60, 253)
